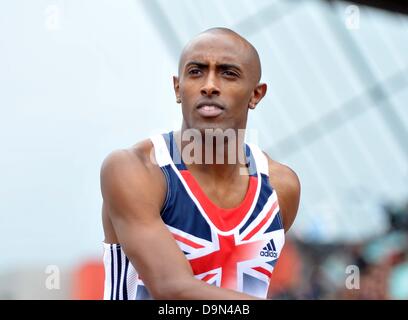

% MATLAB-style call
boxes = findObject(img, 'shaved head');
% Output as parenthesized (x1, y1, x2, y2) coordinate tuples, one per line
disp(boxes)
(173, 27, 268, 133)
(178, 27, 262, 83)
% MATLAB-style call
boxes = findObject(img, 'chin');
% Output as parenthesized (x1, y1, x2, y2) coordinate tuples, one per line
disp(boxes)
(183, 116, 238, 134)
(193, 122, 232, 134)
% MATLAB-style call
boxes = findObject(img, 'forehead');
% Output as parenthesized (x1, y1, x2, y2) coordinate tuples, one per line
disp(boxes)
(180, 33, 253, 68)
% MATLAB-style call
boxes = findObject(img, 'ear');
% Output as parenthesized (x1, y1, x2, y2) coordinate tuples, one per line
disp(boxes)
(173, 76, 181, 103)
(248, 83, 267, 110)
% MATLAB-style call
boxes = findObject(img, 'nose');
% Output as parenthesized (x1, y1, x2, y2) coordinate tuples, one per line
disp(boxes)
(200, 73, 220, 97)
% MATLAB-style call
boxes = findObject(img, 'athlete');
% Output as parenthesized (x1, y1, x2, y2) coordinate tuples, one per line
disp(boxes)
(100, 27, 301, 300)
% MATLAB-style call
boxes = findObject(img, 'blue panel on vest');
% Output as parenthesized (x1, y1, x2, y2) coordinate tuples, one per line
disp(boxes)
(264, 211, 283, 234)
(245, 144, 257, 177)
(160, 167, 212, 241)
(242, 273, 268, 297)
(239, 174, 273, 234)
(135, 285, 152, 300)
(266, 259, 278, 268)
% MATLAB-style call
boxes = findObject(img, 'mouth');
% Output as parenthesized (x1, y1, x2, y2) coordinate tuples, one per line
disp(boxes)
(196, 102, 225, 118)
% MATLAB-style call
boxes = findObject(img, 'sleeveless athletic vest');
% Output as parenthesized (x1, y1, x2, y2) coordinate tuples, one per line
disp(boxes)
(103, 131, 285, 299)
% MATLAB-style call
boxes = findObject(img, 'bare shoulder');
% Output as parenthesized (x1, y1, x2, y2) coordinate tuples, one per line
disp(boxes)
(101, 139, 158, 176)
(262, 151, 301, 233)
(100, 138, 167, 216)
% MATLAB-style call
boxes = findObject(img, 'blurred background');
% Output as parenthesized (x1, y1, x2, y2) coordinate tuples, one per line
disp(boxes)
(0, 0, 407, 299)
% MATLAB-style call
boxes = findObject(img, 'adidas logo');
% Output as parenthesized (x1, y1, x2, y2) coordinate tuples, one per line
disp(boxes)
(259, 239, 277, 258)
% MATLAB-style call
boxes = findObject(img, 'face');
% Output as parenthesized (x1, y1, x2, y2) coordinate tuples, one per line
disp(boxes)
(173, 32, 267, 133)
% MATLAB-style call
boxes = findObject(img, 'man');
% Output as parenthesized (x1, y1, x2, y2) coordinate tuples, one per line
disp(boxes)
(100, 27, 300, 300)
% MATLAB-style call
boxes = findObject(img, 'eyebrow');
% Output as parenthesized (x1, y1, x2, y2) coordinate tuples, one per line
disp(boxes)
(185, 61, 242, 72)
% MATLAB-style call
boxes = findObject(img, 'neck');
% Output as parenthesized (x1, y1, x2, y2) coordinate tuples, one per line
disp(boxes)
(174, 125, 249, 179)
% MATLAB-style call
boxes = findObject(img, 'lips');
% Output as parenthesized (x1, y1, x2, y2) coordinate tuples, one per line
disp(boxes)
(196, 103, 224, 118)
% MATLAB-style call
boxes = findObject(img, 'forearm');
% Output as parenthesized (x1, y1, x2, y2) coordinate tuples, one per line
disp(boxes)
(156, 277, 262, 300)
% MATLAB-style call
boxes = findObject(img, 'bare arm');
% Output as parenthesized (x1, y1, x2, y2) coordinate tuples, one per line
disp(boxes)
(100, 148, 260, 300)
(265, 155, 301, 233)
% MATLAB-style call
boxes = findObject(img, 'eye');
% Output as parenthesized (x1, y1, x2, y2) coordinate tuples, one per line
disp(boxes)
(223, 70, 239, 77)
(188, 69, 202, 76)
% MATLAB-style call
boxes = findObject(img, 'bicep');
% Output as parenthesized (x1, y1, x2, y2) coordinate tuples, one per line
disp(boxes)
(278, 168, 301, 233)
(264, 153, 301, 233)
